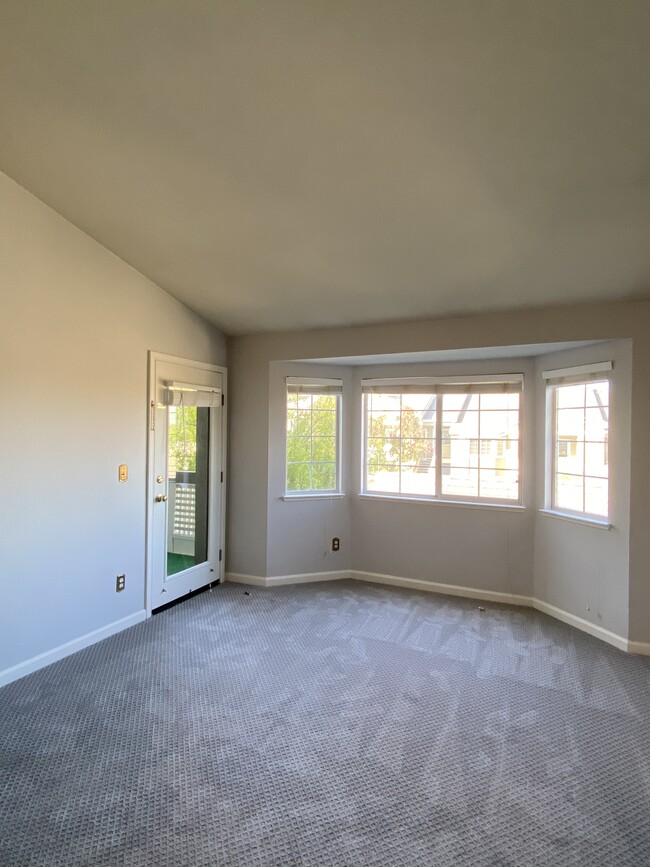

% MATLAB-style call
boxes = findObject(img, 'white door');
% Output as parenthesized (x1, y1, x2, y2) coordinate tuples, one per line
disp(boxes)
(147, 353, 226, 611)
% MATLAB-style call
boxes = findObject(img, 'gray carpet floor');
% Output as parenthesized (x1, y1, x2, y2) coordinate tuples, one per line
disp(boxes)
(1, 579, 649, 866)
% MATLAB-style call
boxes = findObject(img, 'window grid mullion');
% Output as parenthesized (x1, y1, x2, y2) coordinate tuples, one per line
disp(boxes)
(397, 397, 401, 495)
(585, 397, 589, 510)
(553, 388, 558, 509)
(362, 388, 521, 504)
(309, 397, 313, 491)
(435, 395, 443, 499)
(477, 395, 482, 498)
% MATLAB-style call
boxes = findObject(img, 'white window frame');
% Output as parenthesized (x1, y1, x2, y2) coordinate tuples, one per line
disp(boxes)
(543, 362, 611, 523)
(285, 377, 342, 497)
(361, 375, 523, 506)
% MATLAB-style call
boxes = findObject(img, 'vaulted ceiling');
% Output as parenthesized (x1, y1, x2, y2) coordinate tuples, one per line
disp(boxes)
(1, 1, 649, 334)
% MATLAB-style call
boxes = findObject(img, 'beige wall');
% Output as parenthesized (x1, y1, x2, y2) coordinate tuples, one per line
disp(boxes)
(348, 358, 536, 597)
(0, 173, 226, 680)
(533, 341, 632, 638)
(228, 300, 650, 644)
(266, 362, 354, 577)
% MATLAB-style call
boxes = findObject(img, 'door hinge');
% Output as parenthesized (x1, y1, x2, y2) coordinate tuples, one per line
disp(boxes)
(150, 400, 156, 431)
(221, 394, 225, 406)
(220, 471, 224, 483)
(219, 549, 223, 562)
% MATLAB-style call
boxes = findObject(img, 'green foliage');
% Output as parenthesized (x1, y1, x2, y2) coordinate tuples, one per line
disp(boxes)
(286, 463, 311, 491)
(168, 406, 197, 473)
(287, 436, 311, 462)
(312, 437, 336, 462)
(286, 394, 339, 491)
(366, 408, 432, 467)
(287, 410, 311, 437)
(367, 414, 395, 466)
(314, 395, 336, 411)
(312, 463, 336, 489)
(399, 409, 432, 465)
(312, 411, 336, 436)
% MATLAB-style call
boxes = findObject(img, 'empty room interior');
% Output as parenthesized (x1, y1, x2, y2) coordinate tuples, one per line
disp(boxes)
(1, 2, 650, 865)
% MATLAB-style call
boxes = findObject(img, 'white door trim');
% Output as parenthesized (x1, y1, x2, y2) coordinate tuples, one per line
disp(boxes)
(146, 352, 228, 615)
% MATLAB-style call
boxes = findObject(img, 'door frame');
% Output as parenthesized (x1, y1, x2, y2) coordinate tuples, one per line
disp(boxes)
(145, 351, 228, 615)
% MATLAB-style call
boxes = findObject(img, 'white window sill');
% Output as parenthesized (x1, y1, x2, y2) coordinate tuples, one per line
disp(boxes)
(538, 509, 611, 529)
(282, 493, 345, 502)
(357, 493, 526, 512)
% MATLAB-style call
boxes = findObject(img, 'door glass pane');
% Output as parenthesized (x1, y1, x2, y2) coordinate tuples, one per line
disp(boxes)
(166, 405, 210, 577)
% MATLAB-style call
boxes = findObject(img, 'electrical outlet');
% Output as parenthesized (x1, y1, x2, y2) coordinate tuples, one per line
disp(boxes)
(116, 574, 125, 592)
(332, 537, 340, 552)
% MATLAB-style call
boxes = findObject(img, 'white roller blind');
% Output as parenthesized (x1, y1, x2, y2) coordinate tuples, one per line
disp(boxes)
(542, 361, 612, 385)
(164, 381, 222, 407)
(286, 377, 343, 395)
(361, 375, 523, 395)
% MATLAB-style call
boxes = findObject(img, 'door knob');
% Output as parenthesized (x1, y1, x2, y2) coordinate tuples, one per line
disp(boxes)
(155, 494, 168, 503)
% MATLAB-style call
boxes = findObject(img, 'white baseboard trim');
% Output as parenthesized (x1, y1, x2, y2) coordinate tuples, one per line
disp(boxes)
(0, 610, 147, 689)
(351, 569, 533, 607)
(225, 571, 349, 587)
(224, 572, 268, 587)
(227, 568, 650, 655)
(267, 571, 349, 586)
(532, 598, 628, 652)
(626, 640, 650, 656)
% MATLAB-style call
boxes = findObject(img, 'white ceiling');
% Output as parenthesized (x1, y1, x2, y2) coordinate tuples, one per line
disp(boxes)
(1, 1, 649, 335)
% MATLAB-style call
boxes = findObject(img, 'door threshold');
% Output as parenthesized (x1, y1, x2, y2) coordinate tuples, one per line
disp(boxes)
(152, 580, 223, 615)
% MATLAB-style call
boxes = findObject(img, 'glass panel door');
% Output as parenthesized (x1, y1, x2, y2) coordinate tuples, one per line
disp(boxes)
(166, 404, 210, 576)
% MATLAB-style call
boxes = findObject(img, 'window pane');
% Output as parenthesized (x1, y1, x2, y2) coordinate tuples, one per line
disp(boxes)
(556, 384, 585, 408)
(401, 465, 436, 497)
(443, 409, 478, 438)
(480, 392, 517, 410)
(166, 405, 210, 577)
(585, 408, 608, 442)
(441, 467, 479, 499)
(314, 394, 336, 411)
(555, 473, 583, 513)
(448, 439, 478, 468)
(402, 393, 435, 412)
(286, 388, 339, 494)
(480, 410, 519, 439)
(312, 437, 336, 462)
(400, 438, 434, 467)
(585, 442, 608, 478)
(312, 463, 336, 490)
(312, 410, 336, 436)
(443, 394, 479, 412)
(368, 411, 400, 436)
(556, 408, 585, 441)
(364, 384, 520, 504)
(367, 393, 400, 412)
(287, 436, 311, 463)
(475, 439, 517, 469)
(585, 476, 608, 517)
(287, 410, 311, 435)
(367, 437, 400, 465)
(367, 465, 400, 493)
(286, 463, 311, 491)
(399, 407, 428, 439)
(586, 381, 609, 408)
(555, 440, 584, 475)
(479, 468, 519, 500)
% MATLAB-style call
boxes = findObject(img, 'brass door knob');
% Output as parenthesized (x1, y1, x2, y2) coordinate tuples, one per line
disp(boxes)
(155, 494, 169, 503)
